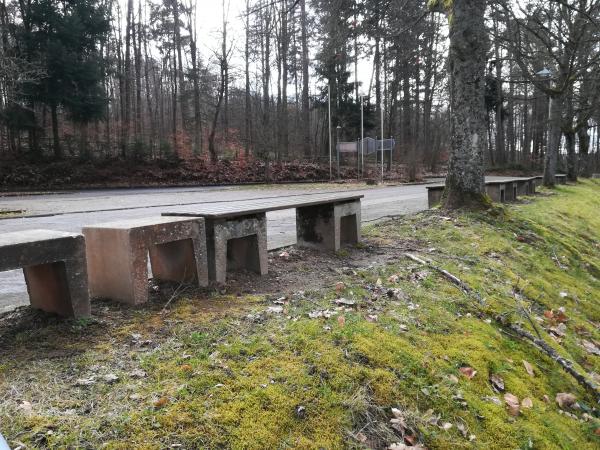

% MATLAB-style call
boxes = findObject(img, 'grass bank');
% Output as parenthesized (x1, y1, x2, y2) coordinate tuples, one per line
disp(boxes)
(0, 180, 599, 449)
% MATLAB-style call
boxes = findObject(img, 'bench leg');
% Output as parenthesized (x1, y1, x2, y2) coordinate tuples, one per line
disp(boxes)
(23, 253, 90, 318)
(85, 229, 149, 305)
(207, 214, 268, 284)
(296, 201, 361, 252)
(148, 225, 208, 288)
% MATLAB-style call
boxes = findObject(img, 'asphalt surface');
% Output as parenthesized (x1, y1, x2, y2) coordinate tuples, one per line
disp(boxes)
(0, 182, 436, 312)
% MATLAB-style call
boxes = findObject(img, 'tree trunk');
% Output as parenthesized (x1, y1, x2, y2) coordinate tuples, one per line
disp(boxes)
(300, 0, 311, 158)
(442, 0, 488, 209)
(565, 130, 577, 182)
(51, 103, 61, 159)
(543, 93, 564, 187)
(578, 127, 591, 177)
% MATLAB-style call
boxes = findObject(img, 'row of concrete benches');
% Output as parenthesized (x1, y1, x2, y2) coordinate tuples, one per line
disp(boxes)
(426, 175, 567, 208)
(0, 193, 363, 318)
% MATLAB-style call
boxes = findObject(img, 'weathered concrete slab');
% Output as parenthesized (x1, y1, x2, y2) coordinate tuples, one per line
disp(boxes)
(0, 229, 89, 317)
(203, 213, 268, 284)
(555, 174, 567, 184)
(296, 200, 361, 252)
(83, 216, 207, 305)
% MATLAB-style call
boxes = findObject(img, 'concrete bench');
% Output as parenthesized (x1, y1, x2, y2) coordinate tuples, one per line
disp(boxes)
(426, 184, 444, 208)
(555, 174, 567, 184)
(0, 230, 90, 317)
(514, 177, 536, 196)
(163, 193, 363, 283)
(83, 217, 208, 305)
(427, 176, 539, 207)
(592, 173, 600, 179)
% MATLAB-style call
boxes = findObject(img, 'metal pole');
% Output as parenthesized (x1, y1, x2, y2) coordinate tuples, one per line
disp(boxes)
(328, 84, 332, 181)
(380, 99, 384, 183)
(336, 127, 340, 179)
(360, 96, 364, 178)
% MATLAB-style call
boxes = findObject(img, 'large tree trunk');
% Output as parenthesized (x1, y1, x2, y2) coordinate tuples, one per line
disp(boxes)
(300, 0, 311, 158)
(565, 130, 577, 182)
(543, 93, 564, 187)
(51, 103, 61, 159)
(442, 0, 488, 209)
(578, 126, 591, 177)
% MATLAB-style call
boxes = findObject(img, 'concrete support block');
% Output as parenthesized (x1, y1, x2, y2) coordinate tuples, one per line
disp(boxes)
(0, 230, 90, 317)
(486, 184, 506, 203)
(427, 187, 444, 208)
(83, 217, 207, 305)
(555, 174, 567, 184)
(504, 182, 518, 202)
(296, 200, 361, 252)
(517, 180, 536, 196)
(205, 213, 268, 284)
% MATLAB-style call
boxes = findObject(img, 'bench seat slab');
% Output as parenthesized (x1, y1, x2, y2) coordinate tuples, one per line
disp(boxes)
(0, 230, 90, 318)
(83, 217, 208, 305)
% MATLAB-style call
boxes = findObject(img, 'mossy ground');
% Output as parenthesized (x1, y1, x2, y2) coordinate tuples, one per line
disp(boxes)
(0, 180, 599, 449)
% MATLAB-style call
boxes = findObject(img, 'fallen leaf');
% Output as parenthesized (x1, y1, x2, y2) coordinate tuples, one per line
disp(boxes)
(441, 422, 453, 430)
(335, 281, 346, 292)
(556, 393, 577, 409)
(334, 298, 356, 306)
(388, 274, 400, 283)
(180, 364, 193, 372)
(279, 251, 290, 259)
(459, 366, 477, 379)
(266, 305, 284, 314)
(521, 397, 533, 408)
(103, 373, 119, 384)
(504, 393, 520, 416)
(129, 369, 147, 378)
(581, 340, 600, 355)
(555, 310, 569, 323)
(337, 315, 346, 327)
(153, 397, 169, 409)
(523, 360, 535, 377)
(376, 278, 383, 287)
(355, 432, 367, 443)
(595, 428, 600, 436)
(18, 401, 33, 416)
(490, 374, 505, 392)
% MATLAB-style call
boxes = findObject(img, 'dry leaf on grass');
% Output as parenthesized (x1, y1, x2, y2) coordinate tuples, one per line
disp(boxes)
(459, 366, 477, 379)
(337, 315, 346, 327)
(490, 374, 505, 392)
(504, 393, 520, 416)
(521, 397, 533, 409)
(556, 393, 577, 409)
(522, 360, 534, 377)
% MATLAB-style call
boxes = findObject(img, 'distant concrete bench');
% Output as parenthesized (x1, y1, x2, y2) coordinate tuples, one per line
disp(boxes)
(163, 193, 363, 283)
(592, 173, 600, 179)
(514, 177, 536, 196)
(426, 184, 444, 208)
(555, 174, 567, 184)
(427, 177, 539, 207)
(83, 217, 208, 305)
(0, 230, 90, 317)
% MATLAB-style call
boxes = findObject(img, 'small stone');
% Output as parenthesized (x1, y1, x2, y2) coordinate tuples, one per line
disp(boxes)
(295, 405, 306, 419)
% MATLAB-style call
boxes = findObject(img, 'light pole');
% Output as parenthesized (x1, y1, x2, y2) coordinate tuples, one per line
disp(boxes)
(360, 95, 364, 178)
(328, 84, 332, 181)
(380, 99, 384, 183)
(336, 125, 342, 179)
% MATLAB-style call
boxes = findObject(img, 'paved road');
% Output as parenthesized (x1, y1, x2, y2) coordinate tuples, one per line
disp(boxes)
(0, 182, 435, 312)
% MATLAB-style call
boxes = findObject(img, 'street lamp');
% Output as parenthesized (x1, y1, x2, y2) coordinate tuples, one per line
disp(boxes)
(336, 125, 342, 179)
